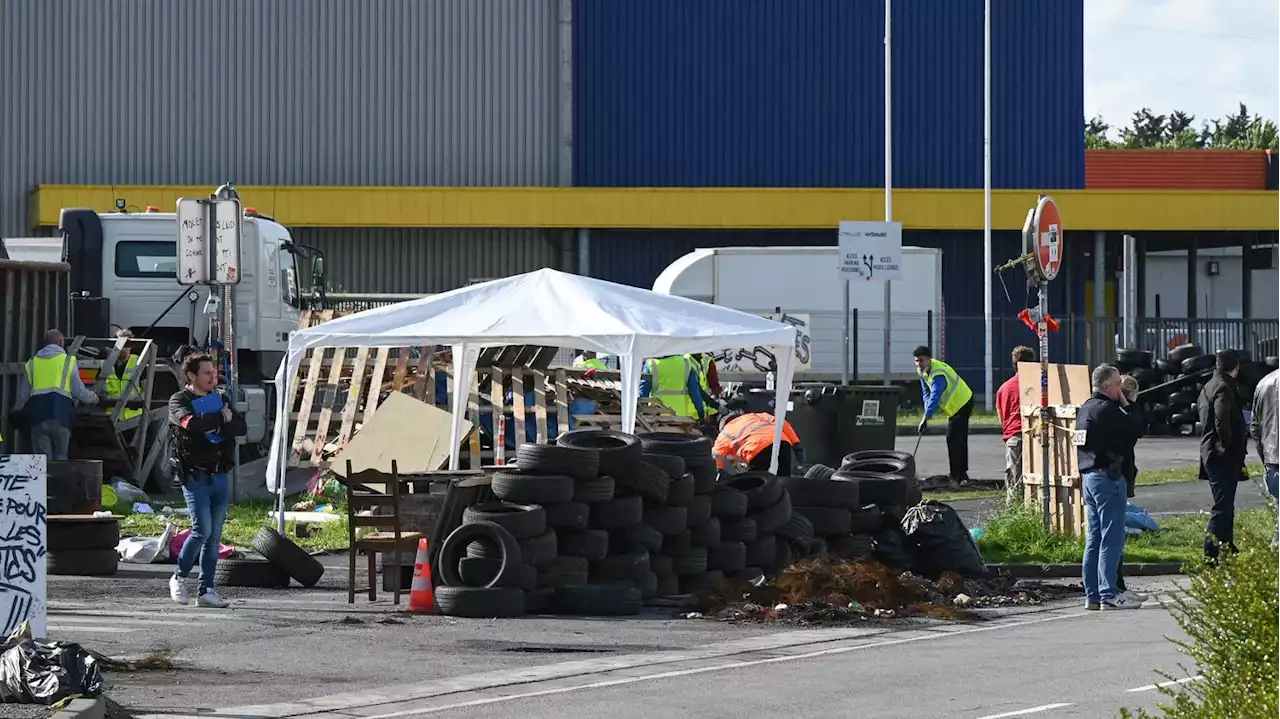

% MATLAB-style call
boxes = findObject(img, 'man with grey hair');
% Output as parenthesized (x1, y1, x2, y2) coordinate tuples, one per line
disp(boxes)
(1074, 364, 1145, 610)
(12, 329, 99, 460)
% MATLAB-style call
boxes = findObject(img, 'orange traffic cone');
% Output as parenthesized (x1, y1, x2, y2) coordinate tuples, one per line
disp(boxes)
(406, 538, 435, 614)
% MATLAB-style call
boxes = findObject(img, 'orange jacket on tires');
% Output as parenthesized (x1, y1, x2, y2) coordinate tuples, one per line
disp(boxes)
(713, 412, 800, 469)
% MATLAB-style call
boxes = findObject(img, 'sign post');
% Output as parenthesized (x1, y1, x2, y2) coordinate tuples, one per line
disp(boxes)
(838, 221, 904, 384)
(1026, 195, 1062, 531)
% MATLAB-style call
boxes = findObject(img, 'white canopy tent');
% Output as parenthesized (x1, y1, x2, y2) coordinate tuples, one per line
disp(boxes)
(265, 269, 799, 501)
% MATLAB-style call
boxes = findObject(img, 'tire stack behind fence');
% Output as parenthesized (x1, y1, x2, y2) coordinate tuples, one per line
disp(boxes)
(1120, 343, 1277, 435)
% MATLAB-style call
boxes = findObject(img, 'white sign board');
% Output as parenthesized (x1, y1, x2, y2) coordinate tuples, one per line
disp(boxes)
(176, 198, 243, 286)
(838, 220, 903, 283)
(0, 455, 47, 639)
(714, 312, 812, 373)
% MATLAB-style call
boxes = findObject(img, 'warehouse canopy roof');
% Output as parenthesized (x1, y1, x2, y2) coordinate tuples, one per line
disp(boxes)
(266, 268, 800, 491)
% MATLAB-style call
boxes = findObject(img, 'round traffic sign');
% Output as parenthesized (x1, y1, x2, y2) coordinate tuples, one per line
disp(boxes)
(1033, 196, 1063, 282)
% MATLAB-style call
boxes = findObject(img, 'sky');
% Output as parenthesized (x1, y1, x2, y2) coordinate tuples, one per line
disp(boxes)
(1084, 0, 1279, 136)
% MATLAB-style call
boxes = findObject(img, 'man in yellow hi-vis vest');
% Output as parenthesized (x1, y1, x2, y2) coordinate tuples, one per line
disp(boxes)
(573, 351, 608, 372)
(641, 355, 704, 420)
(14, 329, 99, 460)
(104, 329, 143, 421)
(913, 345, 975, 486)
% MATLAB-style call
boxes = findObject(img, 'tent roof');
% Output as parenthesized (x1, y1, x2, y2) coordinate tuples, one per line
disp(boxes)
(290, 268, 798, 357)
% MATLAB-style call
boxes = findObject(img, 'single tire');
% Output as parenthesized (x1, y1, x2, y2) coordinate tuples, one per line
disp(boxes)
(785, 475, 861, 510)
(618, 462, 670, 503)
(519, 530, 558, 568)
(590, 495, 644, 529)
(651, 554, 674, 577)
(686, 495, 712, 526)
(662, 529, 693, 554)
(744, 535, 777, 567)
(516, 442, 600, 481)
(214, 558, 290, 588)
(709, 488, 748, 520)
(770, 537, 794, 572)
(665, 475, 696, 507)
(458, 557, 537, 590)
(731, 566, 765, 584)
(721, 517, 758, 543)
(491, 470, 576, 505)
(638, 570, 660, 599)
(1170, 411, 1197, 426)
(807, 537, 828, 557)
(838, 470, 908, 507)
(1155, 358, 1177, 375)
(573, 476, 616, 504)
(748, 492, 792, 534)
(673, 545, 709, 575)
(690, 516, 722, 546)
(624, 525, 664, 553)
(543, 502, 590, 531)
(636, 432, 712, 461)
(849, 504, 885, 533)
(656, 572, 681, 596)
(1167, 343, 1202, 365)
(830, 534, 874, 559)
(777, 512, 814, 542)
(841, 451, 917, 479)
(462, 502, 547, 539)
(252, 527, 324, 588)
(680, 570, 725, 594)
(525, 587, 556, 614)
(48, 549, 118, 577)
(537, 556, 590, 589)
(435, 585, 524, 618)
(48, 517, 120, 551)
(440, 521, 523, 588)
(804, 464, 837, 481)
(904, 482, 923, 507)
(558, 529, 610, 560)
(793, 506, 853, 535)
(557, 430, 644, 478)
(593, 550, 650, 582)
(707, 541, 746, 572)
(1181, 354, 1215, 373)
(1128, 367, 1159, 388)
(722, 472, 784, 509)
(642, 452, 686, 480)
(1167, 390, 1197, 406)
(1115, 348, 1153, 368)
(554, 583, 641, 616)
(688, 460, 718, 494)
(643, 506, 689, 536)
(841, 458, 910, 479)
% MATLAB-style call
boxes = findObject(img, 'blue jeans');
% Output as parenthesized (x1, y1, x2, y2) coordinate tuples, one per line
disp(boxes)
(1082, 470, 1126, 603)
(176, 471, 230, 592)
(1265, 465, 1278, 499)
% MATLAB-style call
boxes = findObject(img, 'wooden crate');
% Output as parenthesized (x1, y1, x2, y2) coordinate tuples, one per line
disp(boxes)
(1018, 362, 1090, 538)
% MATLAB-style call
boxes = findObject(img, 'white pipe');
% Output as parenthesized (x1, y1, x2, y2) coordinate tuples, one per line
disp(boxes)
(982, 0, 993, 409)
(882, 0, 893, 386)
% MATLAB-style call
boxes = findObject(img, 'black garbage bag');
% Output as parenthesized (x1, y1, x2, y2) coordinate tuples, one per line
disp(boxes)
(901, 500, 988, 578)
(871, 526, 913, 570)
(0, 623, 103, 704)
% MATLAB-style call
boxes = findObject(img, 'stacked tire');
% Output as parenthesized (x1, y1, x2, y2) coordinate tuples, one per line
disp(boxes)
(717, 471, 793, 584)
(49, 516, 119, 576)
(633, 433, 725, 594)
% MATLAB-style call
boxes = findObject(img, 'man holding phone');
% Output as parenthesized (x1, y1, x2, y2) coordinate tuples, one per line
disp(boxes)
(167, 352, 246, 607)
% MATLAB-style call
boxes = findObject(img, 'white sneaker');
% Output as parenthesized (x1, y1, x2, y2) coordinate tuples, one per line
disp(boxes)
(169, 575, 189, 605)
(1121, 590, 1149, 603)
(1102, 594, 1144, 610)
(197, 587, 230, 608)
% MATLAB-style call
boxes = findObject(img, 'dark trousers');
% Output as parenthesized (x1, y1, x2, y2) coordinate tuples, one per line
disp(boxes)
(1116, 544, 1126, 592)
(1203, 457, 1240, 561)
(749, 443, 792, 477)
(946, 396, 975, 480)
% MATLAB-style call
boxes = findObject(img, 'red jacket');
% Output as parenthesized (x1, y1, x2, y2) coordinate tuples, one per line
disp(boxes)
(995, 375, 1022, 441)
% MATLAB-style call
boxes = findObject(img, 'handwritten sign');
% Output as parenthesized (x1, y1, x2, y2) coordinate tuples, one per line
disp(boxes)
(713, 312, 813, 373)
(0, 455, 47, 639)
(175, 198, 242, 286)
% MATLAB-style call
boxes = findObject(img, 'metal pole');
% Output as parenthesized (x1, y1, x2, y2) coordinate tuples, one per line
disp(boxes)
(842, 278, 851, 386)
(1122, 234, 1138, 348)
(882, 0, 893, 387)
(982, 0, 993, 409)
(1039, 281, 1051, 531)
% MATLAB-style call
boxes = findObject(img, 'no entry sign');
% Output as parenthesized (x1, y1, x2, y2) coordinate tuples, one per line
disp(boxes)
(1032, 196, 1062, 282)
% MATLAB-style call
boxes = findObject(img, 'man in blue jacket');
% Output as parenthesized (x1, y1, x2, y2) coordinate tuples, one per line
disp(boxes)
(13, 329, 99, 460)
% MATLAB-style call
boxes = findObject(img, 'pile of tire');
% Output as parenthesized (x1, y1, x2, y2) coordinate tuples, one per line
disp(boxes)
(1119, 343, 1278, 435)
(221, 527, 326, 589)
(49, 515, 120, 576)
(789, 450, 922, 567)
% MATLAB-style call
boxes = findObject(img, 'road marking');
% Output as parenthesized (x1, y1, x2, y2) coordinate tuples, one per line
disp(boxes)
(48, 626, 137, 635)
(973, 704, 1073, 719)
(339, 612, 1088, 719)
(1127, 675, 1202, 692)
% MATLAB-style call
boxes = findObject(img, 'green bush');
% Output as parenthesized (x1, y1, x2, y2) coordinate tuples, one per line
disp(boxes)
(1122, 515, 1279, 719)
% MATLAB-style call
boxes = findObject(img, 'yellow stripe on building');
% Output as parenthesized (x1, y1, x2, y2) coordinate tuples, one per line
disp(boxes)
(32, 185, 1279, 231)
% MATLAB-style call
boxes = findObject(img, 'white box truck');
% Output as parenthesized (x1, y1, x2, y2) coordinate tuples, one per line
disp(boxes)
(652, 246, 943, 381)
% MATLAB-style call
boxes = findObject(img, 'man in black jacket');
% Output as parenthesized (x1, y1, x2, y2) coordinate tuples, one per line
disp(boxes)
(1075, 364, 1145, 610)
(167, 352, 246, 608)
(1198, 349, 1248, 563)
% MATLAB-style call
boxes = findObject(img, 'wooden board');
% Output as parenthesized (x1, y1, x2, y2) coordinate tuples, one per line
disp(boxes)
(1017, 362, 1089, 537)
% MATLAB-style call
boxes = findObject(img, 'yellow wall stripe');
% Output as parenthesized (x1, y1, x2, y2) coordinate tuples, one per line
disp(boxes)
(32, 185, 1278, 231)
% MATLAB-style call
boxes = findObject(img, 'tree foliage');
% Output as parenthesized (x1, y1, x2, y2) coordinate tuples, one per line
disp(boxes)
(1085, 103, 1279, 150)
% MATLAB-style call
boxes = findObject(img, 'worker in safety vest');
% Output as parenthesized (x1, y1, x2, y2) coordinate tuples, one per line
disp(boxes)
(686, 352, 722, 414)
(574, 351, 608, 372)
(713, 410, 803, 476)
(913, 345, 975, 486)
(104, 329, 143, 421)
(13, 329, 99, 460)
(640, 355, 705, 420)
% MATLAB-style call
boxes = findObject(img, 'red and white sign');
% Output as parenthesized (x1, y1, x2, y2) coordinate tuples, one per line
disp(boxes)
(1033, 196, 1062, 282)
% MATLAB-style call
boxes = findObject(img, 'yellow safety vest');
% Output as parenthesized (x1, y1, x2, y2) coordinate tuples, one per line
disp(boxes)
(575, 357, 608, 371)
(917, 358, 974, 418)
(26, 354, 76, 398)
(105, 355, 143, 420)
(685, 354, 717, 417)
(646, 356, 698, 418)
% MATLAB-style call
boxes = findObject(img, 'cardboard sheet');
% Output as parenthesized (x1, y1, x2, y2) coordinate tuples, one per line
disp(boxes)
(330, 391, 473, 477)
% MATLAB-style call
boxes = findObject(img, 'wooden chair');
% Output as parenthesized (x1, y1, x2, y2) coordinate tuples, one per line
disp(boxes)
(345, 459, 425, 604)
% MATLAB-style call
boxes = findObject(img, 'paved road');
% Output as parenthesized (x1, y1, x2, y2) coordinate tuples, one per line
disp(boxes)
(904, 434, 1204, 484)
(113, 576, 1189, 719)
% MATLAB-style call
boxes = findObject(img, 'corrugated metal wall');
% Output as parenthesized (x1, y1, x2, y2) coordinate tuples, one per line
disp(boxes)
(1085, 150, 1269, 190)
(0, 0, 563, 237)
(589, 229, 1083, 392)
(573, 0, 1084, 189)
(297, 228, 567, 294)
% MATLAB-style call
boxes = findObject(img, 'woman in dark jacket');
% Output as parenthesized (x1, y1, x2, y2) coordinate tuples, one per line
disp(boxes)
(1116, 376, 1146, 601)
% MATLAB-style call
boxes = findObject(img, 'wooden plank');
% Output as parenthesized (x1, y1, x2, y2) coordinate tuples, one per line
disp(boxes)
(365, 346, 391, 415)
(391, 349, 410, 392)
(412, 349, 432, 403)
(290, 350, 326, 465)
(335, 346, 371, 460)
(491, 368, 506, 465)
(555, 369, 569, 434)
(309, 348, 349, 464)
(467, 371, 482, 470)
(533, 370, 549, 443)
(512, 372, 527, 447)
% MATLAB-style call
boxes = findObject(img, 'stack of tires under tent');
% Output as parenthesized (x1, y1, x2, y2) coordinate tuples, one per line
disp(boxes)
(1115, 344, 1278, 435)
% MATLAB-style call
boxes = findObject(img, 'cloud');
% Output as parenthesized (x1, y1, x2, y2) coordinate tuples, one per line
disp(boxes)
(1084, 0, 1278, 134)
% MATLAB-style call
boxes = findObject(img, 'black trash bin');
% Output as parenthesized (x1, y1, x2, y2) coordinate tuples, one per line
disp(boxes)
(837, 385, 901, 454)
(742, 385, 900, 468)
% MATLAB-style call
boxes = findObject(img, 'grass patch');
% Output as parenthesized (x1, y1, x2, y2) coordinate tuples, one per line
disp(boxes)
(925, 487, 1003, 502)
(119, 500, 349, 553)
(898, 408, 1002, 425)
(977, 502, 1278, 566)
(1135, 463, 1264, 487)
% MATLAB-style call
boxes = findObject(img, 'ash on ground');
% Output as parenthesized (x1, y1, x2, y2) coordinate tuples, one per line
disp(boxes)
(693, 557, 1080, 625)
